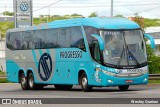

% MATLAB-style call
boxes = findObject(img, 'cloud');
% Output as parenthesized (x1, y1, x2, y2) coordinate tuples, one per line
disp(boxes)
(0, 0, 160, 18)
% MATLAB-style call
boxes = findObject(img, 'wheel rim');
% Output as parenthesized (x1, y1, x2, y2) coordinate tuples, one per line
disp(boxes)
(21, 76, 26, 87)
(82, 76, 87, 89)
(29, 76, 34, 88)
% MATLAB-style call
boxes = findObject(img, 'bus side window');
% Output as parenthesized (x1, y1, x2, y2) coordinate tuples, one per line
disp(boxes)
(58, 28, 71, 48)
(70, 27, 86, 51)
(6, 33, 14, 50)
(92, 40, 101, 63)
(51, 29, 59, 48)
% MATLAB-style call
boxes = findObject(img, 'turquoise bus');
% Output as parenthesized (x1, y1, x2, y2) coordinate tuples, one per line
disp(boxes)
(6, 17, 155, 92)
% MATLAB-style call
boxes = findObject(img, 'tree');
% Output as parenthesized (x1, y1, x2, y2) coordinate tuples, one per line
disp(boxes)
(132, 13, 160, 74)
(114, 14, 125, 18)
(2, 11, 14, 16)
(0, 22, 14, 38)
(88, 12, 97, 17)
(131, 13, 145, 31)
(71, 13, 83, 18)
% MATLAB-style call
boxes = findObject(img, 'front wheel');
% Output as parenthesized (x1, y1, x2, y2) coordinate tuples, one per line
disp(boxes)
(118, 85, 129, 91)
(20, 73, 28, 90)
(80, 73, 92, 92)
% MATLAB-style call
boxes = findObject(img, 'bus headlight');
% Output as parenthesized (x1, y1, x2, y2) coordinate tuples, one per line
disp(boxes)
(139, 69, 148, 75)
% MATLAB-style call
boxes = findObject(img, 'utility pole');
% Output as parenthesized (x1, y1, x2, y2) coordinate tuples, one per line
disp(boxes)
(111, 0, 113, 17)
(4, 5, 7, 16)
(48, 6, 50, 22)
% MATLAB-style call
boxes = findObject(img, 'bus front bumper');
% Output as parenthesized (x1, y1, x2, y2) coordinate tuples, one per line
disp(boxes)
(93, 73, 148, 87)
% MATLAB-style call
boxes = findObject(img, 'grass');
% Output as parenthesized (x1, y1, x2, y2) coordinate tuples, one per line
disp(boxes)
(0, 71, 6, 76)
(0, 78, 9, 83)
(148, 80, 160, 84)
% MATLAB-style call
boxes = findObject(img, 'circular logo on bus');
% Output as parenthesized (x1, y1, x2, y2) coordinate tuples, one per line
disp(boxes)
(20, 2, 28, 11)
(38, 53, 52, 81)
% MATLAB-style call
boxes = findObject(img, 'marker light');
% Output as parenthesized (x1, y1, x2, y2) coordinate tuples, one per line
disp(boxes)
(108, 80, 113, 83)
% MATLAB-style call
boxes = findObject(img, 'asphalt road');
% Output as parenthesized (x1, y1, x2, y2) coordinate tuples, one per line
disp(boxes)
(0, 83, 160, 98)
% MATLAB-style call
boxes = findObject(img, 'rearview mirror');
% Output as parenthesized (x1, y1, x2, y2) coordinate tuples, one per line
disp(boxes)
(91, 34, 104, 51)
(144, 34, 155, 49)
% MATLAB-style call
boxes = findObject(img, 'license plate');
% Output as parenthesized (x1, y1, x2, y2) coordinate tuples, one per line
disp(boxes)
(126, 80, 133, 83)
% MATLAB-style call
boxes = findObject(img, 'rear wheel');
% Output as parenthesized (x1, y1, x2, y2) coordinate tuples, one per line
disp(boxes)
(28, 73, 35, 90)
(118, 85, 129, 91)
(54, 85, 73, 90)
(28, 73, 44, 90)
(20, 73, 28, 90)
(80, 73, 92, 92)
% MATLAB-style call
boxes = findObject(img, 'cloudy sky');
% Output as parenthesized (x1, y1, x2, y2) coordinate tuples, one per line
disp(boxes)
(0, 0, 160, 18)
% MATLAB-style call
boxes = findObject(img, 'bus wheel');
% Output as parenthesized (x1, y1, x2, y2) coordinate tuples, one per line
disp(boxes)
(80, 73, 92, 92)
(118, 85, 129, 91)
(54, 85, 73, 90)
(28, 73, 36, 90)
(20, 73, 28, 90)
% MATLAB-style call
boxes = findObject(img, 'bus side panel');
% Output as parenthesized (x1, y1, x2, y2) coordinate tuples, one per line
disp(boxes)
(77, 61, 107, 86)
(53, 48, 92, 85)
(6, 48, 19, 83)
(30, 49, 56, 84)
(6, 60, 19, 83)
(52, 62, 77, 85)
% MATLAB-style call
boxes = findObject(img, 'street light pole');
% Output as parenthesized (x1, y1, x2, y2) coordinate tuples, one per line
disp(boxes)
(111, 0, 113, 17)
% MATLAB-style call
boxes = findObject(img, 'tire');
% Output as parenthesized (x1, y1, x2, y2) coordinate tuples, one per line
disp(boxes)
(20, 73, 28, 90)
(118, 85, 129, 91)
(54, 85, 73, 90)
(28, 73, 36, 90)
(80, 73, 92, 92)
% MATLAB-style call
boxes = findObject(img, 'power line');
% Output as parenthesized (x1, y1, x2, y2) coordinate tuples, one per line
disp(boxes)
(32, 3, 160, 8)
(0, 2, 160, 7)
(29, 4, 160, 8)
(137, 5, 160, 14)
(33, 0, 62, 12)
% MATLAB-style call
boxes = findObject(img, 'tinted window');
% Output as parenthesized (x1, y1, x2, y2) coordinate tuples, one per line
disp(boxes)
(58, 28, 70, 48)
(84, 26, 99, 46)
(7, 32, 23, 50)
(6, 33, 13, 50)
(21, 31, 34, 50)
(70, 27, 85, 51)
(34, 29, 59, 49)
(7, 27, 85, 50)
(84, 26, 101, 61)
(46, 29, 59, 48)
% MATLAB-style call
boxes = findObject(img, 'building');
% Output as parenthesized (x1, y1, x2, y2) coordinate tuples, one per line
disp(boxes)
(0, 15, 14, 22)
(0, 39, 5, 71)
(145, 27, 160, 56)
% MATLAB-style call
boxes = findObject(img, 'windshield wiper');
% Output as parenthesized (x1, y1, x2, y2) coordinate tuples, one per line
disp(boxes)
(126, 46, 140, 66)
(117, 45, 140, 67)
(117, 46, 125, 67)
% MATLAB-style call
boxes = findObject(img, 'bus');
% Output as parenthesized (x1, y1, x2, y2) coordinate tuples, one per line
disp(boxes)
(6, 17, 155, 92)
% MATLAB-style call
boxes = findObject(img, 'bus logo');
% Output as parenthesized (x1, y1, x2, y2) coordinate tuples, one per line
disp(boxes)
(38, 53, 52, 81)
(20, 2, 28, 11)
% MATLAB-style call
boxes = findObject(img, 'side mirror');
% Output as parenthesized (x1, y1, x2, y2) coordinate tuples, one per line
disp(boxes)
(144, 34, 155, 49)
(91, 34, 105, 51)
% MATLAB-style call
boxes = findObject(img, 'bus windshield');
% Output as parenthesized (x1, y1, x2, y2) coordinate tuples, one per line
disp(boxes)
(101, 30, 147, 68)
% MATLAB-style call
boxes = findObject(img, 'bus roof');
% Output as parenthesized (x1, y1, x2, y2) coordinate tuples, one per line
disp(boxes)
(48, 17, 140, 29)
(7, 17, 140, 32)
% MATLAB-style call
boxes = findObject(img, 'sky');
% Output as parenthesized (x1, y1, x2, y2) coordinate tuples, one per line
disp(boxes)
(0, 0, 160, 18)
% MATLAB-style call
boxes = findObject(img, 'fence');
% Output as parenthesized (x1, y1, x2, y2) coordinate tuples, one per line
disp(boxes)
(0, 39, 5, 71)
(0, 74, 160, 80)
